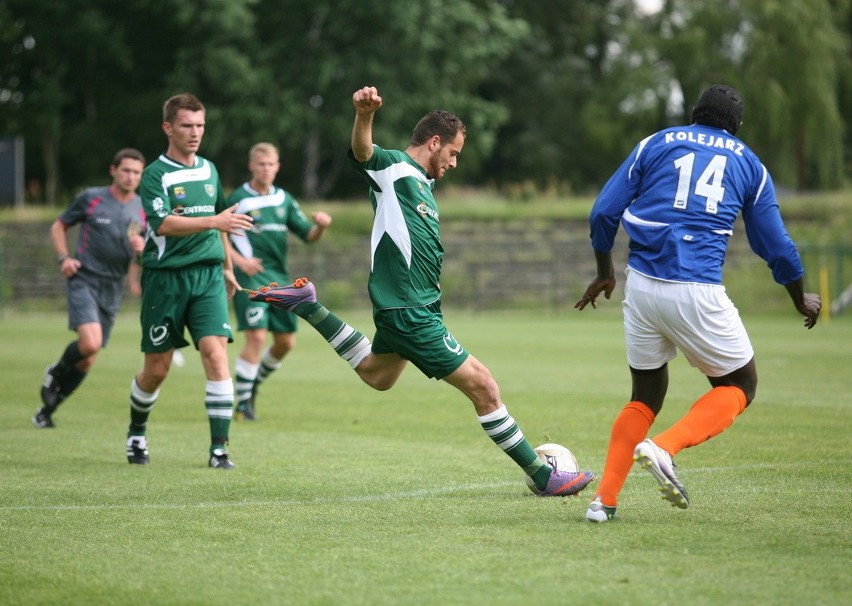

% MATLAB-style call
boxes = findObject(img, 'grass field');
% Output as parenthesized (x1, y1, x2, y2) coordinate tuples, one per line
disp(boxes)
(1, 308, 850, 605)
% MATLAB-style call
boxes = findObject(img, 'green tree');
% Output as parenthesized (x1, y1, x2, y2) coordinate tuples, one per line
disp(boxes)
(482, 0, 678, 193)
(645, 0, 848, 190)
(0, 0, 260, 202)
(245, 0, 528, 199)
(740, 0, 849, 190)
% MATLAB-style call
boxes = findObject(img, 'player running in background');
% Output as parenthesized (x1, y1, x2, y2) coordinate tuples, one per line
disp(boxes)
(228, 142, 332, 421)
(247, 86, 594, 497)
(575, 84, 821, 522)
(125, 93, 253, 469)
(33, 148, 146, 428)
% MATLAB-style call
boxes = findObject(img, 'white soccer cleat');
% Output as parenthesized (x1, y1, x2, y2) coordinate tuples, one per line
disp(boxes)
(634, 439, 689, 509)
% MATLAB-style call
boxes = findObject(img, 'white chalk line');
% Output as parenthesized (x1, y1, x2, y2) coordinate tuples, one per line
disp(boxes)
(1, 462, 846, 512)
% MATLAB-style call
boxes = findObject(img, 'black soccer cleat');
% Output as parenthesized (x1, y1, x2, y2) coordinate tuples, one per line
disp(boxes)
(235, 400, 256, 422)
(208, 449, 235, 470)
(31, 407, 56, 429)
(40, 364, 63, 409)
(126, 436, 150, 465)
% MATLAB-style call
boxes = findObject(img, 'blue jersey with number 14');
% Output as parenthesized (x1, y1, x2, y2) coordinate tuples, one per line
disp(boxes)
(589, 123, 803, 286)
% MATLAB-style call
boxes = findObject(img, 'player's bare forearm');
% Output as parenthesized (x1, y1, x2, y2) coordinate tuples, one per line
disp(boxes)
(575, 250, 616, 311)
(223, 268, 240, 298)
(49, 219, 70, 259)
(351, 86, 382, 162)
(307, 211, 332, 242)
(784, 277, 821, 329)
(157, 204, 252, 237)
(222, 232, 240, 299)
(351, 114, 375, 162)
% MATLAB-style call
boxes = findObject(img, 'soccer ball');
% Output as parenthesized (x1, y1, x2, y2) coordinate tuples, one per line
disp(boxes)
(524, 443, 579, 492)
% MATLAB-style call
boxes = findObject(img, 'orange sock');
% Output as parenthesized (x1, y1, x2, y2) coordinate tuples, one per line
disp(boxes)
(597, 401, 655, 507)
(653, 386, 747, 456)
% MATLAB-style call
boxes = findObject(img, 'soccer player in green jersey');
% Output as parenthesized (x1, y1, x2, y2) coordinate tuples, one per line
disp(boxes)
(125, 93, 253, 469)
(248, 86, 595, 496)
(228, 142, 332, 420)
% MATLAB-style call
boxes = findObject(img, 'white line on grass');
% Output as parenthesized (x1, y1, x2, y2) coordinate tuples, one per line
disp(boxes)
(1, 481, 522, 512)
(1, 462, 836, 512)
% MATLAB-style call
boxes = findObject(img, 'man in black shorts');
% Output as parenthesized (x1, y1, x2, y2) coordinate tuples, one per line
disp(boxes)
(33, 148, 147, 428)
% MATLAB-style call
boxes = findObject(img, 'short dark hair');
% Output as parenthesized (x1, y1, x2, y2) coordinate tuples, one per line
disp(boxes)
(410, 110, 466, 146)
(112, 148, 145, 167)
(162, 93, 205, 124)
(691, 85, 744, 135)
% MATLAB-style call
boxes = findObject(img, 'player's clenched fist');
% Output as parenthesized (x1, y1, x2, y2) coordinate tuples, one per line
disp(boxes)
(352, 86, 382, 113)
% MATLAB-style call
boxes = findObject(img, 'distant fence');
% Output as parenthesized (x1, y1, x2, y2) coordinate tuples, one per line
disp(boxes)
(0, 220, 847, 316)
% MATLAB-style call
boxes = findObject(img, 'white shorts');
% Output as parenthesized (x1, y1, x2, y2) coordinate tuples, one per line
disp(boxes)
(622, 268, 754, 377)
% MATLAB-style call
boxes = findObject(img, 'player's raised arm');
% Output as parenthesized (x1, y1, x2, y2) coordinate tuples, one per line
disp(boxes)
(351, 86, 382, 163)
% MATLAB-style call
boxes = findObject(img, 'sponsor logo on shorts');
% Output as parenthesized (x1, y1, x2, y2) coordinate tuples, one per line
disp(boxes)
(149, 325, 169, 347)
(246, 307, 265, 326)
(443, 332, 463, 355)
(223, 322, 232, 331)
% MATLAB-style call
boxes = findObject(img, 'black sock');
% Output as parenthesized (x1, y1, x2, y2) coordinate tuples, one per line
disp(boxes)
(59, 367, 87, 398)
(56, 341, 86, 376)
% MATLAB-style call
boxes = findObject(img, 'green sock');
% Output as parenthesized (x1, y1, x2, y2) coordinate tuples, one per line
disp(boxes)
(299, 303, 371, 369)
(256, 347, 281, 385)
(478, 405, 551, 490)
(129, 379, 158, 436)
(206, 380, 233, 453)
(234, 358, 258, 409)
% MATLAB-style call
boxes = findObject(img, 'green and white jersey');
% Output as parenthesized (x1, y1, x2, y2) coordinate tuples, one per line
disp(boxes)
(349, 145, 442, 310)
(227, 183, 313, 286)
(139, 154, 228, 269)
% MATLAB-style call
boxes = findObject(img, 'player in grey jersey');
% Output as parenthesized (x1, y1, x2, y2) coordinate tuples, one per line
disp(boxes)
(33, 148, 146, 428)
(248, 86, 595, 497)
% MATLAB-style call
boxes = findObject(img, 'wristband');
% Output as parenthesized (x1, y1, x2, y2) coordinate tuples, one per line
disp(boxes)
(57, 254, 69, 264)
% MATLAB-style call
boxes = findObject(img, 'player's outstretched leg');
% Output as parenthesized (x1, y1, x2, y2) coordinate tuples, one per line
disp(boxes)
(249, 278, 371, 370)
(477, 405, 594, 496)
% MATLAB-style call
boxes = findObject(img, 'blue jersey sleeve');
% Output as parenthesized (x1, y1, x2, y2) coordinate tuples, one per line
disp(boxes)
(589, 140, 647, 252)
(741, 169, 803, 285)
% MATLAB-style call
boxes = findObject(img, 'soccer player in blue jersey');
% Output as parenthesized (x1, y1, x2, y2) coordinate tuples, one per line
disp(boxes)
(33, 148, 146, 428)
(247, 86, 595, 497)
(576, 85, 821, 522)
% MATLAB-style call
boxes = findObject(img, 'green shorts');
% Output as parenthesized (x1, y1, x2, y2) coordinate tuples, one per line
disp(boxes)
(233, 290, 298, 333)
(371, 301, 469, 380)
(139, 264, 234, 352)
